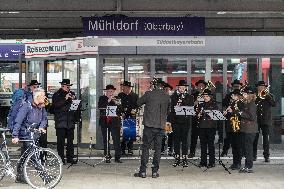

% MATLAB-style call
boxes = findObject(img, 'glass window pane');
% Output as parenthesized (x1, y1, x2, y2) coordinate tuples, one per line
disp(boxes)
(80, 58, 97, 143)
(227, 58, 247, 91)
(155, 58, 187, 92)
(128, 58, 151, 96)
(103, 58, 124, 90)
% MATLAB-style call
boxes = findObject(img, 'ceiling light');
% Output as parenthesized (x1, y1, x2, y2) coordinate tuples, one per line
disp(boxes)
(217, 11, 226, 15)
(0, 11, 20, 14)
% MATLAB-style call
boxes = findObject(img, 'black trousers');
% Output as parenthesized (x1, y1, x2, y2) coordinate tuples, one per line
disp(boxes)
(190, 123, 199, 154)
(140, 126, 164, 173)
(56, 128, 74, 162)
(231, 132, 242, 165)
(121, 140, 134, 153)
(101, 125, 121, 159)
(172, 123, 190, 156)
(199, 128, 216, 165)
(242, 133, 256, 169)
(222, 132, 232, 154)
(161, 132, 173, 152)
(253, 124, 270, 158)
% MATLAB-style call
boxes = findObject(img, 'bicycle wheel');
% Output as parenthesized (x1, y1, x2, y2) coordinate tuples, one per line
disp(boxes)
(23, 148, 63, 189)
(0, 150, 6, 181)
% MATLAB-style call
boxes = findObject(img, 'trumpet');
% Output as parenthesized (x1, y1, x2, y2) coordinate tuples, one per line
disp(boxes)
(112, 96, 121, 105)
(258, 85, 270, 99)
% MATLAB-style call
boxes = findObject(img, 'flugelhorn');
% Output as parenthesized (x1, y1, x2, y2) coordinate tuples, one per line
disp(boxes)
(259, 85, 270, 99)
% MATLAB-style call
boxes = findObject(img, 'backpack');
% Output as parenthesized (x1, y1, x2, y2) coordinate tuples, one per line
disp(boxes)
(7, 89, 28, 131)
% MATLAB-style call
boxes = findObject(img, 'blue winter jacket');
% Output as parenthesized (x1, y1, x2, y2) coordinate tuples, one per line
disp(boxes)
(12, 102, 47, 139)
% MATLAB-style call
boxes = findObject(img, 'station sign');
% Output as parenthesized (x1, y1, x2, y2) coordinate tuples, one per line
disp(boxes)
(82, 16, 205, 36)
(25, 37, 98, 58)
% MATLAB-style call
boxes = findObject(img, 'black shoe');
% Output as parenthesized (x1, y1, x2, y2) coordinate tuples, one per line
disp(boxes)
(115, 158, 123, 163)
(198, 163, 207, 168)
(105, 157, 111, 163)
(67, 159, 77, 164)
(152, 172, 159, 178)
(229, 164, 241, 170)
(264, 157, 270, 162)
(239, 167, 248, 173)
(182, 155, 188, 168)
(128, 150, 134, 155)
(15, 175, 27, 184)
(134, 172, 146, 178)
(188, 153, 195, 158)
(172, 155, 180, 167)
(207, 164, 215, 168)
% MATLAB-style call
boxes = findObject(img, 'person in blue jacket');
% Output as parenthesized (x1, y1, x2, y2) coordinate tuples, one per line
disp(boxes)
(11, 88, 47, 183)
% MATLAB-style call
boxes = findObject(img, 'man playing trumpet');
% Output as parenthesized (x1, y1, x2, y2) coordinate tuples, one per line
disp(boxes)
(253, 81, 276, 162)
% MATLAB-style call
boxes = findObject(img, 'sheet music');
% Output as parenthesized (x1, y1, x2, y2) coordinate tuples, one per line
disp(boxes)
(204, 110, 226, 120)
(106, 106, 118, 117)
(174, 106, 196, 116)
(69, 100, 81, 111)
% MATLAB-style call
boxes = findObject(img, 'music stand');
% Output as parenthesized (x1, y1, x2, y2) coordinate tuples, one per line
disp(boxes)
(202, 110, 231, 174)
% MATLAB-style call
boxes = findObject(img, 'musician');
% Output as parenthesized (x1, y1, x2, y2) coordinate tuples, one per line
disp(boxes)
(223, 89, 244, 170)
(52, 79, 77, 164)
(169, 80, 194, 167)
(221, 79, 243, 157)
(134, 79, 170, 178)
(118, 81, 138, 156)
(98, 84, 123, 163)
(253, 81, 276, 162)
(238, 86, 258, 173)
(197, 89, 218, 168)
(189, 79, 207, 158)
(161, 82, 174, 155)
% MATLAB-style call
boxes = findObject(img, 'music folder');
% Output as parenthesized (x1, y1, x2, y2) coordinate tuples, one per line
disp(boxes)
(106, 106, 118, 117)
(69, 100, 81, 111)
(174, 106, 196, 116)
(204, 110, 227, 120)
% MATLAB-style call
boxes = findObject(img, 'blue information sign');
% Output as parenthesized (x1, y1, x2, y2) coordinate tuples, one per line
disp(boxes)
(0, 44, 25, 61)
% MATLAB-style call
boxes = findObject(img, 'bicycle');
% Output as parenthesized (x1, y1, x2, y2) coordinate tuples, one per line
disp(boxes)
(0, 127, 63, 189)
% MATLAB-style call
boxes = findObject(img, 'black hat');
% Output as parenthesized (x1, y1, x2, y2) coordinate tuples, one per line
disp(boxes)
(255, 81, 268, 87)
(59, 79, 73, 86)
(120, 81, 133, 87)
(163, 82, 173, 90)
(103, 84, 116, 90)
(231, 79, 243, 86)
(177, 80, 189, 86)
(195, 80, 207, 87)
(201, 89, 213, 96)
(241, 86, 255, 94)
(231, 89, 242, 96)
(27, 80, 41, 86)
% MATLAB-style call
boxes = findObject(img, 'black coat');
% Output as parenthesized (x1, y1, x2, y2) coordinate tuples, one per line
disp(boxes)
(256, 94, 276, 126)
(198, 100, 218, 129)
(98, 95, 123, 128)
(169, 91, 194, 124)
(240, 101, 258, 133)
(52, 88, 77, 129)
(118, 91, 138, 118)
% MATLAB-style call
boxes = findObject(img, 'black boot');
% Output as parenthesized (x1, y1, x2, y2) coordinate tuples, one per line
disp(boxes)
(173, 155, 180, 167)
(182, 155, 188, 168)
